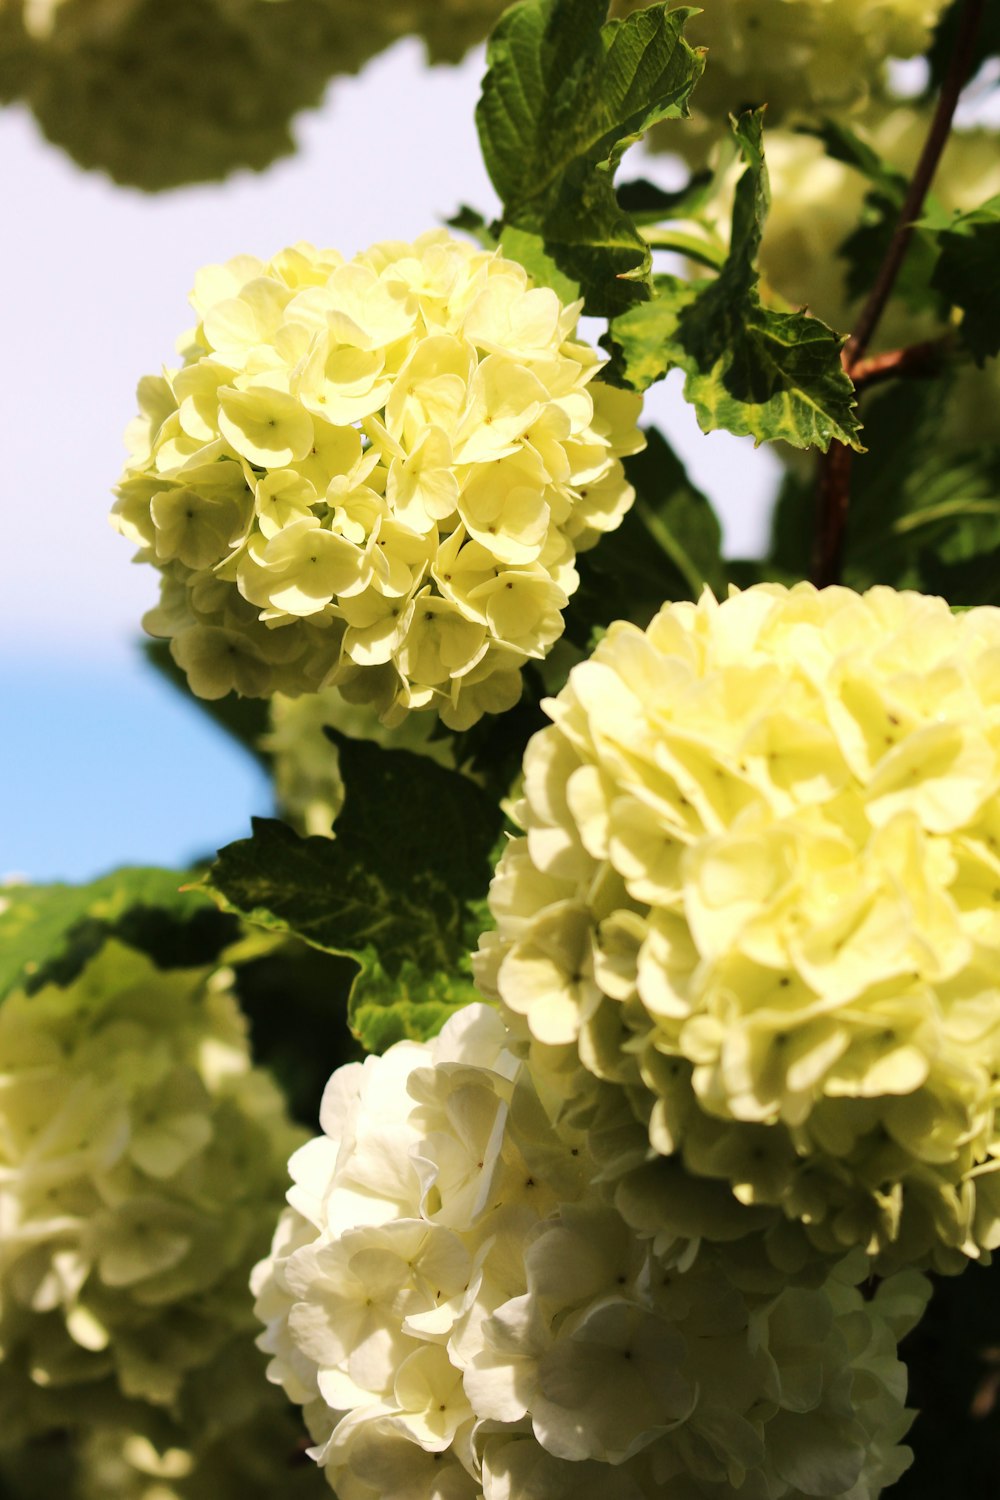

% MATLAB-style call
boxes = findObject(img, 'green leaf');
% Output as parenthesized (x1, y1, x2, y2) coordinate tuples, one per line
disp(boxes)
(605, 112, 862, 450)
(445, 204, 500, 250)
(568, 426, 726, 645)
(616, 168, 716, 224)
(929, 195, 1000, 363)
(498, 225, 581, 301)
(206, 736, 505, 1050)
(602, 272, 699, 390)
(767, 378, 1000, 607)
(476, 0, 705, 315)
(0, 867, 236, 1000)
(349, 961, 483, 1054)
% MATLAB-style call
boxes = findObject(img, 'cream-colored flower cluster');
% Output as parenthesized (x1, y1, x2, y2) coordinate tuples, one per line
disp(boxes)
(0, 938, 303, 1448)
(476, 584, 1000, 1268)
(615, 0, 951, 160)
(262, 686, 456, 838)
(254, 1004, 926, 1499)
(113, 231, 643, 729)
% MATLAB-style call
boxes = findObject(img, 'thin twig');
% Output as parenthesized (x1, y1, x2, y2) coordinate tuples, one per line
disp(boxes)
(812, 443, 855, 588)
(811, 0, 985, 588)
(850, 334, 953, 391)
(844, 0, 986, 367)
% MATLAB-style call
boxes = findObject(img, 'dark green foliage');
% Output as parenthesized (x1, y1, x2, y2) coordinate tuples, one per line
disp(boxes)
(605, 112, 862, 449)
(476, 0, 704, 314)
(206, 736, 505, 1051)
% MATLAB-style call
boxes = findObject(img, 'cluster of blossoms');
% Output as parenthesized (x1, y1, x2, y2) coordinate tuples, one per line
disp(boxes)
(112, 231, 643, 729)
(0, 937, 303, 1449)
(254, 1003, 927, 1499)
(614, 0, 952, 162)
(262, 686, 456, 838)
(0, 0, 355, 190)
(475, 584, 1000, 1269)
(0, 0, 519, 189)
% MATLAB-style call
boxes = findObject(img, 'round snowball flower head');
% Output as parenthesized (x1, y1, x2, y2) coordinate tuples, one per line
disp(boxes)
(0, 0, 395, 190)
(475, 584, 1000, 1270)
(253, 1002, 927, 1499)
(112, 230, 643, 728)
(0, 938, 304, 1447)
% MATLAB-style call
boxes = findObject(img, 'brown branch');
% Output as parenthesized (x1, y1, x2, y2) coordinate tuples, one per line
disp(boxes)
(811, 0, 986, 589)
(850, 334, 954, 391)
(844, 0, 986, 368)
(811, 442, 854, 588)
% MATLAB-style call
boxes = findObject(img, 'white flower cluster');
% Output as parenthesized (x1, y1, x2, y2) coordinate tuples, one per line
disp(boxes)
(476, 584, 1000, 1269)
(0, 938, 303, 1447)
(262, 686, 456, 838)
(254, 1003, 927, 1500)
(614, 0, 951, 159)
(113, 230, 643, 728)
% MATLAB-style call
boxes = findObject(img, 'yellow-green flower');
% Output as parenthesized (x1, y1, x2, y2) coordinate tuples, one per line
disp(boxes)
(113, 231, 643, 729)
(0, 939, 303, 1448)
(476, 584, 1000, 1269)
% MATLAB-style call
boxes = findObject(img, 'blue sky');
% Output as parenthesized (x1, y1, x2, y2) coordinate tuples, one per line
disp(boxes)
(2, 35, 777, 884)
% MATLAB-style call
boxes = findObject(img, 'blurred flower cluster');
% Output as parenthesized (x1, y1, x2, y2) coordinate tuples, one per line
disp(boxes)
(0, 937, 302, 1450)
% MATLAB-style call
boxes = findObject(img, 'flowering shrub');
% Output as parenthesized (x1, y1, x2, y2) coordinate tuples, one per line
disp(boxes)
(253, 1003, 927, 1498)
(112, 230, 643, 728)
(0, 937, 303, 1446)
(476, 584, 1000, 1268)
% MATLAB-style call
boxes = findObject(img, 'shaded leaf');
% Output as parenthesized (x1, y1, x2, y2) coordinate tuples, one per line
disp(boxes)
(616, 168, 716, 223)
(569, 426, 726, 645)
(477, 0, 704, 315)
(606, 112, 862, 450)
(206, 737, 504, 1051)
(0, 867, 236, 1000)
(926, 0, 1000, 90)
(499, 225, 581, 301)
(928, 194, 1000, 362)
(445, 203, 499, 250)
